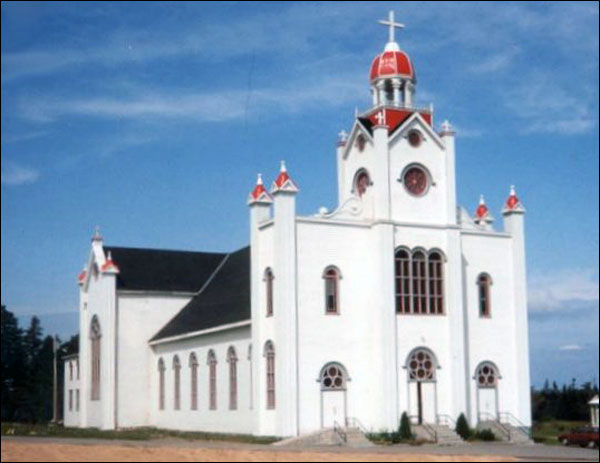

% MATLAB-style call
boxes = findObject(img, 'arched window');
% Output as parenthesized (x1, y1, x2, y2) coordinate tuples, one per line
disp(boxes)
(264, 341, 275, 410)
(407, 348, 437, 382)
(173, 355, 181, 410)
(228, 347, 238, 410)
(477, 274, 492, 317)
(353, 169, 371, 197)
(189, 353, 198, 411)
(69, 361, 73, 381)
(476, 362, 499, 388)
(158, 358, 166, 411)
(412, 250, 427, 314)
(395, 248, 411, 314)
(323, 266, 341, 315)
(428, 251, 444, 314)
(264, 268, 274, 317)
(207, 350, 217, 410)
(319, 363, 348, 390)
(90, 316, 101, 401)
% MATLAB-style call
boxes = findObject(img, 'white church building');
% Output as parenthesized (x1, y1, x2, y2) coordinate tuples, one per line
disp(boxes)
(63, 13, 532, 438)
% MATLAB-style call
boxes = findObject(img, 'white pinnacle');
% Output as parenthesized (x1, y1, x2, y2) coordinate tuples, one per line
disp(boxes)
(479, 194, 485, 205)
(510, 185, 516, 196)
(280, 160, 287, 172)
(256, 173, 263, 185)
(338, 130, 348, 142)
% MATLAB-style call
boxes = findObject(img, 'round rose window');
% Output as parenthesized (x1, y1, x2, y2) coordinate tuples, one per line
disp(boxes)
(403, 165, 429, 196)
(408, 130, 422, 147)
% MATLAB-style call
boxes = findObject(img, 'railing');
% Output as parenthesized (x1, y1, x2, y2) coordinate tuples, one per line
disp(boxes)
(499, 412, 532, 439)
(345, 417, 369, 435)
(421, 422, 438, 443)
(333, 421, 347, 445)
(358, 102, 434, 117)
(478, 412, 511, 440)
(436, 414, 457, 429)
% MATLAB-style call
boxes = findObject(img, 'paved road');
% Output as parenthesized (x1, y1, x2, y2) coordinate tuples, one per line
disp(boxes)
(2, 436, 598, 462)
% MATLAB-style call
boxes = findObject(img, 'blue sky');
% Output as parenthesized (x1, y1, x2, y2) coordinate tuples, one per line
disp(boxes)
(1, 1, 598, 387)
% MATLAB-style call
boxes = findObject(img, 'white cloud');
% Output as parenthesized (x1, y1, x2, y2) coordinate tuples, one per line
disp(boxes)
(468, 48, 521, 74)
(558, 344, 585, 352)
(528, 268, 599, 313)
(1, 162, 40, 186)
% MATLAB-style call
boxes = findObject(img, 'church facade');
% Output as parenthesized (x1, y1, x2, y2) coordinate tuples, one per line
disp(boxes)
(63, 13, 532, 437)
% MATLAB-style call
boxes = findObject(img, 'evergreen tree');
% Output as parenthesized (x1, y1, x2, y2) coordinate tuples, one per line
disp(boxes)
(398, 412, 413, 440)
(455, 413, 471, 440)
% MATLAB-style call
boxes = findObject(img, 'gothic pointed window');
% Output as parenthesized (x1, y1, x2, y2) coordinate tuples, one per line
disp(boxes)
(189, 353, 198, 411)
(208, 350, 217, 410)
(478, 273, 492, 317)
(158, 358, 166, 411)
(264, 268, 274, 317)
(228, 347, 238, 410)
(395, 248, 411, 314)
(173, 355, 181, 410)
(412, 250, 427, 314)
(323, 266, 341, 315)
(90, 316, 101, 401)
(264, 341, 275, 410)
(428, 251, 444, 314)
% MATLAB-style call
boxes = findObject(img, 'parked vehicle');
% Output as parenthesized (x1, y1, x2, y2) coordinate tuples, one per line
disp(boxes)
(558, 427, 599, 448)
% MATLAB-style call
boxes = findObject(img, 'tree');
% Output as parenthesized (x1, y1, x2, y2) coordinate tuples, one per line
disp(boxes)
(1, 305, 26, 421)
(398, 412, 413, 440)
(455, 413, 471, 440)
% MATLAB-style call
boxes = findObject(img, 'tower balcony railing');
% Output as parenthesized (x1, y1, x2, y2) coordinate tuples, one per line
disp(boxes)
(359, 101, 434, 118)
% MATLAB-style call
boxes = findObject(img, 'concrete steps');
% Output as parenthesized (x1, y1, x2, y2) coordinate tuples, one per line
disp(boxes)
(273, 427, 374, 448)
(413, 424, 466, 446)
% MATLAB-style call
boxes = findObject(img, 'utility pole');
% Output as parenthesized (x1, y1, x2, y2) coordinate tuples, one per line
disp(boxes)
(52, 335, 58, 424)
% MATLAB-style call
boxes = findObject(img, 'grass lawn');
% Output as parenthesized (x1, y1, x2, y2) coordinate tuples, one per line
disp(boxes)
(531, 420, 588, 445)
(1, 422, 279, 445)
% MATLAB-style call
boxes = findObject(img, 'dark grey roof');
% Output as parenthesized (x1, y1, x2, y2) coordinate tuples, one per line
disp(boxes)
(105, 246, 226, 293)
(150, 246, 250, 342)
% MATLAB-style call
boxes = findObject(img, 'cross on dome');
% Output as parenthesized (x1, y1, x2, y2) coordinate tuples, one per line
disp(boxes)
(379, 10, 405, 49)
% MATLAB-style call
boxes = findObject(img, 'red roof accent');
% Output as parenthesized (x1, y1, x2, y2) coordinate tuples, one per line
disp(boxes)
(476, 203, 489, 219)
(251, 183, 267, 200)
(370, 50, 414, 81)
(505, 186, 521, 211)
(274, 170, 290, 188)
(364, 108, 431, 133)
(102, 253, 119, 272)
(78, 270, 88, 283)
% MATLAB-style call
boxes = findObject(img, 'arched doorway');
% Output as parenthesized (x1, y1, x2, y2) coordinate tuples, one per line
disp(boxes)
(319, 362, 349, 429)
(406, 348, 438, 424)
(475, 362, 500, 421)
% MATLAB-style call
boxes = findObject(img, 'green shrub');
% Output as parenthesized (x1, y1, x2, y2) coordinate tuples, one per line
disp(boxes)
(398, 412, 413, 440)
(455, 413, 471, 440)
(474, 429, 496, 441)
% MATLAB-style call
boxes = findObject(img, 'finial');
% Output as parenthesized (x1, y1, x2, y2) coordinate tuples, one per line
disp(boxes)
(256, 173, 263, 185)
(92, 226, 102, 242)
(379, 10, 405, 47)
(510, 185, 516, 196)
(280, 160, 287, 172)
(479, 194, 485, 205)
(107, 251, 113, 261)
(338, 130, 348, 143)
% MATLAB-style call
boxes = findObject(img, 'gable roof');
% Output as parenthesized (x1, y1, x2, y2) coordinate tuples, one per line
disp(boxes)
(358, 107, 433, 137)
(150, 246, 250, 342)
(104, 246, 226, 293)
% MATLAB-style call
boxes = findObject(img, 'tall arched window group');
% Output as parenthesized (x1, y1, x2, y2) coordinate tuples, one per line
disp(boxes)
(156, 342, 274, 413)
(90, 316, 101, 401)
(395, 248, 445, 315)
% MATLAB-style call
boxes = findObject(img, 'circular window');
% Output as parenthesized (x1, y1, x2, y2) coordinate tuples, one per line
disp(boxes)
(403, 165, 429, 196)
(321, 364, 346, 390)
(408, 130, 422, 147)
(476, 363, 498, 388)
(408, 349, 436, 382)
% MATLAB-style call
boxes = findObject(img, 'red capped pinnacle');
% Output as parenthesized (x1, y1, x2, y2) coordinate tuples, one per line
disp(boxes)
(505, 185, 520, 210)
(101, 251, 119, 273)
(77, 266, 88, 285)
(475, 195, 489, 220)
(251, 174, 267, 200)
(274, 161, 290, 188)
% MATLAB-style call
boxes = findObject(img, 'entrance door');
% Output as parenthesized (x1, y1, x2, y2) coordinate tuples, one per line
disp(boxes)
(322, 390, 346, 428)
(475, 362, 500, 421)
(478, 388, 498, 418)
(407, 348, 438, 424)
(319, 363, 348, 429)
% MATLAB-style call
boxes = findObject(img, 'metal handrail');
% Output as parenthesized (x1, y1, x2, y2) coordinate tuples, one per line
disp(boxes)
(436, 414, 457, 429)
(478, 412, 511, 440)
(421, 422, 438, 443)
(345, 417, 369, 435)
(499, 412, 532, 439)
(333, 420, 347, 444)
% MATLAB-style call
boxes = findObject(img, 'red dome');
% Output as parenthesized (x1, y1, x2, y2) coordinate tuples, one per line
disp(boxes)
(370, 50, 414, 82)
(505, 186, 521, 210)
(476, 203, 489, 219)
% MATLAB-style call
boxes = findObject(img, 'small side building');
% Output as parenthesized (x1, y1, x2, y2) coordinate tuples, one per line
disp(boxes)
(63, 354, 80, 427)
(590, 396, 599, 427)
